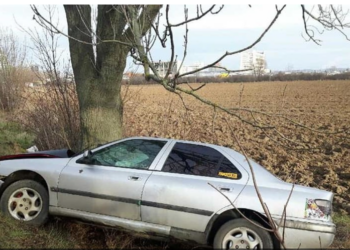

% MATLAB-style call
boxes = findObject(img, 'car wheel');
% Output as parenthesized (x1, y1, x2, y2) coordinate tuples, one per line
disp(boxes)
(0, 180, 49, 226)
(213, 218, 274, 249)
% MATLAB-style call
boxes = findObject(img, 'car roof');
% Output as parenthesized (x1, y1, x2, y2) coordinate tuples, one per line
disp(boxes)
(129, 136, 228, 149)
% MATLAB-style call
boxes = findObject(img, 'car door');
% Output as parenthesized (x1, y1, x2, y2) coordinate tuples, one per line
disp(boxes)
(141, 141, 249, 232)
(57, 138, 169, 221)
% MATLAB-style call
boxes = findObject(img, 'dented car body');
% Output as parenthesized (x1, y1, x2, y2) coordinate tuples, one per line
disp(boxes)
(0, 137, 335, 249)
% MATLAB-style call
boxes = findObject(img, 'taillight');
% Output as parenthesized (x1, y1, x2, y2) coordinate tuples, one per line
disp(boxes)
(315, 199, 332, 219)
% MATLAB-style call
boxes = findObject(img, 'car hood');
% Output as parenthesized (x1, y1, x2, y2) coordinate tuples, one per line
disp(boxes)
(0, 149, 76, 161)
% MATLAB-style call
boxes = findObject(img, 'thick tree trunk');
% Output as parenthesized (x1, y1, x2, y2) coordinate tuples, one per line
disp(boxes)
(64, 5, 128, 148)
(80, 48, 127, 147)
(80, 80, 124, 148)
(64, 5, 161, 149)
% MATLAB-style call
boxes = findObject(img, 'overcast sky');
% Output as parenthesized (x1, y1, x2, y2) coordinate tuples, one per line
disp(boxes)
(1, 4, 350, 71)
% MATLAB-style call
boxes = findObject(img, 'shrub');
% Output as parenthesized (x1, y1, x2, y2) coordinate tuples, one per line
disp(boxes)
(18, 82, 81, 152)
(0, 29, 31, 111)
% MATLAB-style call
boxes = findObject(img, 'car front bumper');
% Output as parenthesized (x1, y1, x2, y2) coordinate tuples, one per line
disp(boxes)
(273, 218, 336, 248)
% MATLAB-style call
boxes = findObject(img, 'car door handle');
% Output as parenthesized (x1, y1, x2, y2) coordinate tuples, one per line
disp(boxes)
(220, 187, 233, 192)
(128, 176, 140, 181)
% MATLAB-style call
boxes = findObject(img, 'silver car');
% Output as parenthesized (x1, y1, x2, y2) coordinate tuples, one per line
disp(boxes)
(0, 137, 335, 249)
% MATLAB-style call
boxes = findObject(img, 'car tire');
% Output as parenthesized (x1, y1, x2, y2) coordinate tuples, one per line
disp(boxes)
(0, 180, 49, 226)
(213, 218, 274, 249)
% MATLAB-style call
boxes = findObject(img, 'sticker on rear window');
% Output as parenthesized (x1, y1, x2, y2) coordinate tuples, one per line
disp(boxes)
(218, 172, 238, 179)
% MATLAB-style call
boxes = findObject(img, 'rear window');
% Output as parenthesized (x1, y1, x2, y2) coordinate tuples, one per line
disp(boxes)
(217, 157, 242, 180)
(162, 142, 241, 179)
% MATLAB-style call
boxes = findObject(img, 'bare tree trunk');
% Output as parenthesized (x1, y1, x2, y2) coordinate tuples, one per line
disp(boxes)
(80, 83, 124, 148)
(64, 5, 128, 148)
(80, 51, 126, 147)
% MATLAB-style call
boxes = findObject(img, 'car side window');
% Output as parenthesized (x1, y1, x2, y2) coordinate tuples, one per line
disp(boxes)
(162, 143, 222, 177)
(85, 139, 166, 169)
(162, 142, 241, 179)
(217, 157, 242, 180)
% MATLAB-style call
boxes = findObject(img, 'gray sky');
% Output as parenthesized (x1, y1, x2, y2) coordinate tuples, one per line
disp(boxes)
(1, 4, 350, 71)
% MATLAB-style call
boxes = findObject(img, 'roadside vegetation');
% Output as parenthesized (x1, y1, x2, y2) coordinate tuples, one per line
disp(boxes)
(0, 214, 74, 248)
(125, 71, 350, 86)
(0, 212, 196, 249)
(333, 214, 350, 248)
(0, 112, 34, 156)
(0, 211, 348, 249)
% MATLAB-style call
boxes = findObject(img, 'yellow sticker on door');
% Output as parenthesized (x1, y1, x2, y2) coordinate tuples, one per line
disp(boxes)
(218, 172, 238, 179)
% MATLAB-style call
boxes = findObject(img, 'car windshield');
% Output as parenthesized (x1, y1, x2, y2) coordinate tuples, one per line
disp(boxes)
(72, 139, 123, 157)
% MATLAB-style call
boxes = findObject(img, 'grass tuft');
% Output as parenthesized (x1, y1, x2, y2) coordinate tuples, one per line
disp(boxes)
(0, 214, 74, 248)
(0, 112, 35, 156)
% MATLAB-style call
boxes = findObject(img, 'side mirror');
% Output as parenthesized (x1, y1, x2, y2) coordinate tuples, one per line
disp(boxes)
(81, 150, 93, 164)
(83, 150, 92, 159)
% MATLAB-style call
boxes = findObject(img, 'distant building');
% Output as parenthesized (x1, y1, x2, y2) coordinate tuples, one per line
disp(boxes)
(154, 61, 178, 78)
(178, 62, 205, 76)
(240, 50, 268, 74)
(154, 61, 210, 78)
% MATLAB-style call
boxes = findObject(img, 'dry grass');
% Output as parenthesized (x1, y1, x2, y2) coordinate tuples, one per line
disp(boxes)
(0, 213, 201, 249)
(333, 213, 350, 248)
(0, 111, 34, 156)
(0, 214, 74, 248)
(0, 213, 348, 249)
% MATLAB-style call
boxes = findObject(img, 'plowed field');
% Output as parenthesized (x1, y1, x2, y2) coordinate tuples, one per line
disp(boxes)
(123, 80, 350, 214)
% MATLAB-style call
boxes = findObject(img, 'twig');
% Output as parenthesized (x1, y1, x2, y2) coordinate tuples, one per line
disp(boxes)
(223, 117, 289, 249)
(301, 5, 322, 45)
(177, 5, 286, 78)
(164, 5, 175, 80)
(278, 184, 294, 230)
(31, 5, 133, 47)
(208, 183, 274, 232)
(169, 5, 223, 27)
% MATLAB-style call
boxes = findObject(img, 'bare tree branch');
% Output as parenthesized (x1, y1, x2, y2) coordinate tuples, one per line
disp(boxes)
(31, 4, 134, 47)
(175, 5, 189, 78)
(301, 5, 322, 45)
(175, 85, 275, 129)
(169, 5, 223, 27)
(301, 4, 350, 43)
(208, 183, 274, 232)
(177, 5, 286, 78)
(223, 117, 289, 249)
(331, 5, 344, 28)
(210, 65, 252, 74)
(164, 5, 175, 80)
